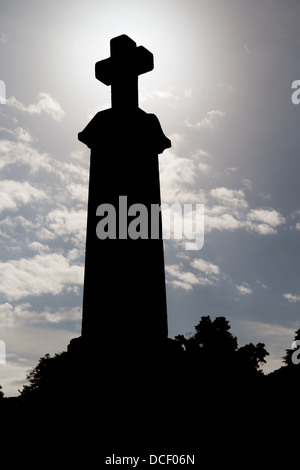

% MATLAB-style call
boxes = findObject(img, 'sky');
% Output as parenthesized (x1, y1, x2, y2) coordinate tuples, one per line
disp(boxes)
(1, 0, 300, 396)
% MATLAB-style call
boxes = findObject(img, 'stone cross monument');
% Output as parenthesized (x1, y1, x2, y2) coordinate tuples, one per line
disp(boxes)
(78, 34, 171, 354)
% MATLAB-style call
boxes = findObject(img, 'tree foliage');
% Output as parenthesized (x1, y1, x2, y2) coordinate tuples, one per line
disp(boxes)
(20, 352, 68, 398)
(175, 315, 269, 377)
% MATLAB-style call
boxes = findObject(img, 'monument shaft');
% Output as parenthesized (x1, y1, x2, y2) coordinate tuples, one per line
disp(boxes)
(79, 35, 171, 348)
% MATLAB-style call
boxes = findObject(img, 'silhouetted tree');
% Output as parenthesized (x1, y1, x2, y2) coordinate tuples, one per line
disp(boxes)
(0, 385, 3, 399)
(175, 315, 237, 360)
(20, 352, 68, 399)
(175, 315, 269, 380)
(236, 342, 269, 375)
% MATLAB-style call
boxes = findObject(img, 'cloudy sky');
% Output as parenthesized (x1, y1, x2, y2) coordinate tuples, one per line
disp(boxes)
(1, 0, 300, 395)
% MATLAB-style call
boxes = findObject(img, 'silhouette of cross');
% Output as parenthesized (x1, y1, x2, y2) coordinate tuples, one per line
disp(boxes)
(95, 34, 154, 110)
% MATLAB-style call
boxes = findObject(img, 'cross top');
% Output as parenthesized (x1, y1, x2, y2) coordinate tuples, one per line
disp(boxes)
(95, 35, 154, 110)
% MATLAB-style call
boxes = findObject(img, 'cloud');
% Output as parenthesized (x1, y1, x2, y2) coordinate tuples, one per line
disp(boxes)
(246, 209, 285, 235)
(0, 133, 89, 185)
(159, 141, 286, 239)
(0, 302, 81, 328)
(159, 147, 202, 204)
(224, 167, 240, 176)
(15, 127, 33, 143)
(45, 208, 87, 246)
(0, 254, 83, 301)
(7, 92, 65, 121)
(140, 88, 179, 102)
(236, 283, 253, 295)
(185, 110, 225, 129)
(243, 43, 252, 55)
(248, 223, 277, 235)
(191, 258, 220, 276)
(247, 209, 286, 227)
(205, 212, 242, 232)
(28, 242, 50, 254)
(198, 162, 211, 174)
(0, 180, 48, 213)
(0, 32, 7, 43)
(218, 83, 234, 93)
(0, 137, 55, 175)
(283, 293, 300, 303)
(184, 88, 192, 98)
(166, 258, 220, 291)
(210, 187, 248, 209)
(165, 264, 200, 290)
(66, 183, 88, 204)
(206, 188, 286, 235)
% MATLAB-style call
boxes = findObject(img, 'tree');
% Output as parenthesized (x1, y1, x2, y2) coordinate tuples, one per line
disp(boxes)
(175, 315, 269, 380)
(175, 316, 238, 360)
(20, 352, 68, 399)
(236, 342, 269, 374)
(193, 315, 238, 354)
(0, 385, 4, 399)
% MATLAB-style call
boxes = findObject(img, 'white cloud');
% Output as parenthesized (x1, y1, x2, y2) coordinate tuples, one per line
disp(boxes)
(166, 258, 220, 291)
(0, 32, 7, 43)
(218, 83, 234, 93)
(159, 148, 202, 204)
(241, 178, 253, 191)
(45, 208, 87, 246)
(0, 302, 81, 328)
(243, 43, 252, 55)
(236, 283, 253, 295)
(7, 92, 65, 121)
(169, 133, 185, 150)
(184, 88, 192, 98)
(191, 149, 210, 159)
(210, 187, 248, 209)
(28, 242, 50, 254)
(246, 209, 285, 235)
(247, 209, 285, 227)
(140, 88, 179, 102)
(249, 223, 277, 235)
(0, 138, 54, 174)
(0, 254, 83, 301)
(0, 180, 48, 213)
(165, 264, 199, 290)
(191, 258, 220, 276)
(159, 143, 285, 239)
(206, 189, 285, 236)
(283, 293, 300, 303)
(224, 166, 240, 176)
(0, 136, 89, 186)
(185, 110, 225, 129)
(67, 183, 88, 204)
(205, 213, 242, 232)
(198, 162, 211, 174)
(15, 127, 33, 143)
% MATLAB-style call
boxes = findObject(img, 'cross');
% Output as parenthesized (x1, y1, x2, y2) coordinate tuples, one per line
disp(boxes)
(95, 34, 154, 110)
